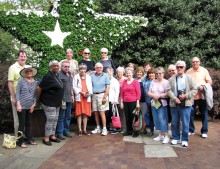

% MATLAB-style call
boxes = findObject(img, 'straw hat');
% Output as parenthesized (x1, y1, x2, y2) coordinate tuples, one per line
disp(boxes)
(20, 66, 38, 77)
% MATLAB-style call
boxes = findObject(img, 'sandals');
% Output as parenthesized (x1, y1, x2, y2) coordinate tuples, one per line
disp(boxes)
(83, 131, 91, 136)
(27, 140, 37, 145)
(78, 131, 82, 137)
(19, 143, 28, 148)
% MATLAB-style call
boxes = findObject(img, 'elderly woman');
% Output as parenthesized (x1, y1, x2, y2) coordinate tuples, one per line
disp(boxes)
(60, 48, 78, 76)
(120, 67, 141, 137)
(99, 47, 116, 73)
(78, 48, 96, 75)
(73, 64, 93, 136)
(116, 66, 127, 133)
(106, 67, 120, 134)
(16, 66, 38, 148)
(38, 60, 64, 146)
(148, 67, 170, 143)
(143, 68, 156, 136)
(167, 64, 177, 80)
(136, 66, 147, 134)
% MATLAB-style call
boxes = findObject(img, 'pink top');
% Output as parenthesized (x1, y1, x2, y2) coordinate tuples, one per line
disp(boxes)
(120, 79, 141, 102)
(149, 79, 169, 106)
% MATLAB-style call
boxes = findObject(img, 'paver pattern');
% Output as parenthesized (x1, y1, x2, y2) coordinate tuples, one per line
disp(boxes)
(40, 120, 220, 169)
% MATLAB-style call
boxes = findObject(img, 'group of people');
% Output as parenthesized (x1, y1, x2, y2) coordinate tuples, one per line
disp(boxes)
(8, 47, 212, 148)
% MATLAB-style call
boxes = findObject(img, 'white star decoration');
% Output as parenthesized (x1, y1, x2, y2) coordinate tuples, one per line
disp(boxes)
(42, 20, 71, 48)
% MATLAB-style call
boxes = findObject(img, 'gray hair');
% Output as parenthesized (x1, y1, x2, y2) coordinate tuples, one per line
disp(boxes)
(49, 60, 59, 67)
(176, 60, 186, 67)
(66, 48, 73, 54)
(116, 66, 125, 74)
(100, 47, 108, 53)
(106, 67, 114, 74)
(95, 62, 103, 68)
(79, 63, 87, 70)
(168, 64, 176, 70)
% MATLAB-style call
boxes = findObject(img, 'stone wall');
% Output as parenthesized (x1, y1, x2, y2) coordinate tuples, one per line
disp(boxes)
(0, 64, 219, 133)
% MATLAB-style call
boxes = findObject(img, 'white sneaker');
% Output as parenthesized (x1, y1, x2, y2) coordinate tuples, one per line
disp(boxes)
(188, 132, 195, 136)
(91, 127, 101, 134)
(162, 136, 170, 144)
(171, 139, 181, 145)
(101, 128, 108, 136)
(202, 133, 208, 138)
(182, 141, 188, 147)
(153, 134, 164, 141)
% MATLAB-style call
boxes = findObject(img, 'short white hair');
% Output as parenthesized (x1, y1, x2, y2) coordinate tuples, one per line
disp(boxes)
(116, 66, 125, 74)
(95, 62, 103, 68)
(168, 64, 176, 70)
(101, 47, 108, 53)
(49, 60, 59, 67)
(176, 60, 186, 67)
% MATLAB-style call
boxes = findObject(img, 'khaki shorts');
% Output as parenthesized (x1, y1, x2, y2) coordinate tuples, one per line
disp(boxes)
(92, 93, 109, 112)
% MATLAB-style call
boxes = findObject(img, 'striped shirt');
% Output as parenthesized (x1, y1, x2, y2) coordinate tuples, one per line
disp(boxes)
(16, 78, 37, 109)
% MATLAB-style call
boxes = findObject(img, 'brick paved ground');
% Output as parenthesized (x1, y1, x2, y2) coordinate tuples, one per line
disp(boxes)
(40, 120, 220, 169)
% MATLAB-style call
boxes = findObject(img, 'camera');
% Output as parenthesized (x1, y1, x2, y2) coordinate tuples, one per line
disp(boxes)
(177, 90, 185, 106)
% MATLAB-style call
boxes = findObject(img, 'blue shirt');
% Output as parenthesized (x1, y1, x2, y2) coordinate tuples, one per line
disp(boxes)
(143, 79, 153, 104)
(91, 72, 110, 92)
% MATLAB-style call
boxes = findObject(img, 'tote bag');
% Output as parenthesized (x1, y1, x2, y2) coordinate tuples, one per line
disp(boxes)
(111, 104, 122, 129)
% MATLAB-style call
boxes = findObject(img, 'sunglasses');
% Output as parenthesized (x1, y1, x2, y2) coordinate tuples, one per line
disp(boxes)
(176, 66, 184, 69)
(101, 52, 107, 54)
(84, 53, 90, 55)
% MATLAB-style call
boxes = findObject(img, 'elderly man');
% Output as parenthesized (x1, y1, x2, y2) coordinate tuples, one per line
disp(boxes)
(56, 61, 74, 139)
(91, 63, 110, 136)
(167, 61, 197, 147)
(8, 50, 28, 136)
(186, 57, 212, 138)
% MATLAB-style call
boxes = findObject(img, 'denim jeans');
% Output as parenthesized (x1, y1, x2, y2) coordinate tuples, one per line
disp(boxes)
(171, 106, 191, 142)
(189, 99, 208, 134)
(56, 102, 72, 135)
(151, 106, 168, 133)
(144, 103, 154, 132)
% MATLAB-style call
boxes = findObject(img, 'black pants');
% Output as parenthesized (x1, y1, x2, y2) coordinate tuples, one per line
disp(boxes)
(17, 109, 32, 143)
(147, 103, 154, 132)
(124, 101, 136, 132)
(105, 103, 113, 129)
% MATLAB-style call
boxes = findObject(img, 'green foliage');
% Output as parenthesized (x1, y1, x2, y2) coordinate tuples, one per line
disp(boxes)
(0, 28, 17, 64)
(94, 0, 220, 69)
(0, 0, 147, 76)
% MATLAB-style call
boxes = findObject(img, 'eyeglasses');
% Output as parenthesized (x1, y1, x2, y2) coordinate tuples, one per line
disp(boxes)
(156, 73, 163, 75)
(192, 61, 199, 63)
(84, 53, 90, 55)
(25, 70, 32, 73)
(101, 52, 107, 54)
(176, 66, 184, 69)
(169, 70, 176, 72)
(64, 66, 70, 68)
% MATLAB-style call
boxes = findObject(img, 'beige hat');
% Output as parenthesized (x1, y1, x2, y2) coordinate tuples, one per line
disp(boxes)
(20, 66, 38, 77)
